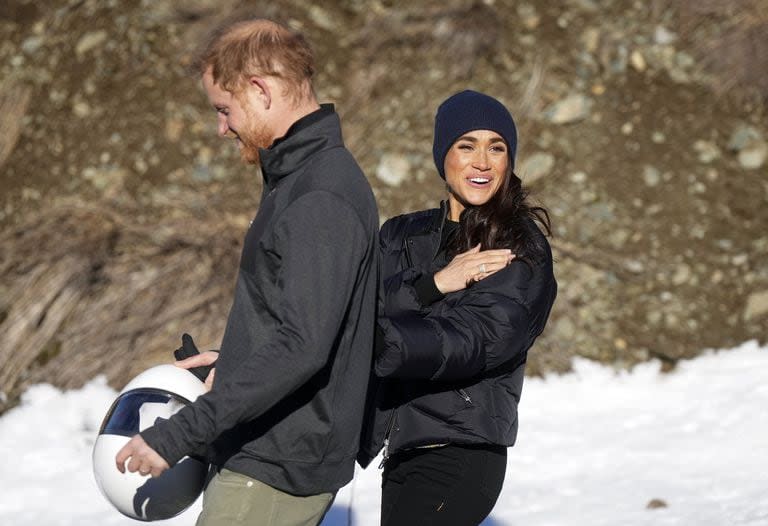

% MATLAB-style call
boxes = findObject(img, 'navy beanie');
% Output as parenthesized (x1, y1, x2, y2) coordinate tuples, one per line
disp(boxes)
(432, 90, 518, 179)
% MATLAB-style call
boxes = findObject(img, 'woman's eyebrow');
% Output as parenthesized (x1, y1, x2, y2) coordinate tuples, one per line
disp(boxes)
(455, 136, 505, 143)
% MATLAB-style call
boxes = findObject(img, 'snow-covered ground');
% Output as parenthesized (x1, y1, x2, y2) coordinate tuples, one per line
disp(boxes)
(0, 339, 765, 526)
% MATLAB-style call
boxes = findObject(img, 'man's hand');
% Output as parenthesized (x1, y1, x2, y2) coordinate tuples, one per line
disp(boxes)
(115, 434, 170, 478)
(174, 333, 218, 390)
(176, 351, 218, 391)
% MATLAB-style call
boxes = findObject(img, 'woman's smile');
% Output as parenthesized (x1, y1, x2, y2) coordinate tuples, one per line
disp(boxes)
(444, 129, 509, 220)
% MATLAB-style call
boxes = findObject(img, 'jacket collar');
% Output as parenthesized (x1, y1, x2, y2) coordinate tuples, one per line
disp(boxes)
(405, 201, 449, 265)
(410, 200, 448, 235)
(258, 104, 341, 190)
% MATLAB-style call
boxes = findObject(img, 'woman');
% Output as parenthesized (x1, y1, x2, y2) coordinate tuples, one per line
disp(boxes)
(359, 90, 557, 525)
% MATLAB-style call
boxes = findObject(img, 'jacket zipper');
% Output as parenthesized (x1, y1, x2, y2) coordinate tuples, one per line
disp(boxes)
(456, 388, 472, 404)
(403, 201, 448, 267)
(378, 409, 398, 469)
(380, 202, 449, 469)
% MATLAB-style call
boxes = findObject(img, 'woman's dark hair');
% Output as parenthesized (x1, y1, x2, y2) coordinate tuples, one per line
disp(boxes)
(447, 167, 552, 263)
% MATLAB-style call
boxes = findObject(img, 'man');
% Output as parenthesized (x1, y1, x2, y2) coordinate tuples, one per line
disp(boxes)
(116, 18, 379, 526)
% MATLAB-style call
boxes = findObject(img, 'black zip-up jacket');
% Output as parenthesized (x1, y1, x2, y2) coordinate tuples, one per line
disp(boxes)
(142, 105, 379, 496)
(358, 202, 556, 466)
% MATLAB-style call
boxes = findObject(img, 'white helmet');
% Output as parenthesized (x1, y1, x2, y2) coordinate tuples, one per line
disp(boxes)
(92, 364, 210, 521)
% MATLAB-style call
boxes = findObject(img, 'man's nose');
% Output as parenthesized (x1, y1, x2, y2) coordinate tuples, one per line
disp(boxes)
(217, 115, 229, 137)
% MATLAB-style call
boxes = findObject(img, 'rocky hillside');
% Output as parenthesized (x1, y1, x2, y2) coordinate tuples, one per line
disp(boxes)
(0, 0, 766, 409)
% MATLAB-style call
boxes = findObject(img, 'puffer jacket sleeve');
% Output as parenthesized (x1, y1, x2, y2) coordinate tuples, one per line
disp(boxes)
(375, 259, 552, 382)
(377, 219, 431, 318)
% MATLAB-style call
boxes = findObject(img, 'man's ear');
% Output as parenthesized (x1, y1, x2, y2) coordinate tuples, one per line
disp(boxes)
(247, 76, 271, 110)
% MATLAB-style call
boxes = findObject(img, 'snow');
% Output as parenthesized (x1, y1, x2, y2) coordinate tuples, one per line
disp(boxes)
(0, 340, 765, 526)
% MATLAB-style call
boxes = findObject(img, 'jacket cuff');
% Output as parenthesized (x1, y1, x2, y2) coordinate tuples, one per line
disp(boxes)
(413, 274, 445, 306)
(140, 419, 187, 467)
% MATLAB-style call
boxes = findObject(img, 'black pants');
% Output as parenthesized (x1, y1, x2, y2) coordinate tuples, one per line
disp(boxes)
(381, 444, 507, 526)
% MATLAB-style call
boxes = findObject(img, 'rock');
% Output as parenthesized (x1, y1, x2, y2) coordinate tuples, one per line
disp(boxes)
(520, 152, 555, 184)
(585, 202, 614, 221)
(629, 50, 646, 72)
(308, 5, 336, 31)
(604, 44, 629, 74)
(626, 260, 644, 274)
(693, 140, 721, 164)
(646, 309, 662, 325)
(722, 124, 767, 168)
(21, 36, 44, 54)
(731, 253, 748, 266)
(744, 290, 768, 321)
(196, 147, 213, 166)
(646, 498, 669, 509)
(76, 30, 108, 56)
(376, 153, 410, 187)
(82, 166, 127, 193)
(544, 94, 593, 124)
(570, 171, 587, 183)
(581, 27, 600, 53)
(609, 228, 629, 248)
(642, 165, 661, 187)
(727, 124, 762, 152)
(517, 4, 541, 30)
(165, 117, 183, 143)
(654, 26, 677, 45)
(192, 165, 212, 183)
(672, 263, 691, 285)
(738, 142, 767, 170)
(552, 316, 576, 340)
(72, 101, 91, 118)
(134, 158, 148, 174)
(676, 51, 695, 69)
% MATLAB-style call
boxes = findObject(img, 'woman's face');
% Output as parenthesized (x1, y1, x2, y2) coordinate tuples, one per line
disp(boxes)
(444, 129, 509, 220)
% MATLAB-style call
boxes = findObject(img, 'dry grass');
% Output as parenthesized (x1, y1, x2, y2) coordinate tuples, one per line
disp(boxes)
(0, 196, 242, 412)
(676, 0, 768, 101)
(0, 82, 32, 170)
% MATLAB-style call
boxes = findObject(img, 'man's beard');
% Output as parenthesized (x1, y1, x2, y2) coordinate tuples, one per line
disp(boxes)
(236, 120, 272, 165)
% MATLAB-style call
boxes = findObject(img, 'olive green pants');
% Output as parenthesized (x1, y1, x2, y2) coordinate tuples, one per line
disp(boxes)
(195, 469, 335, 526)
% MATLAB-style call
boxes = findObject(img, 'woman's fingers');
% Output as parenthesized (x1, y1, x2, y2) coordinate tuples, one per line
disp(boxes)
(437, 247, 516, 293)
(472, 261, 508, 280)
(466, 251, 513, 270)
(468, 251, 516, 281)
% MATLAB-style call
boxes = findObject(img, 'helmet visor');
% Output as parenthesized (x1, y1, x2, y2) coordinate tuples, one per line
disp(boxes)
(99, 388, 190, 437)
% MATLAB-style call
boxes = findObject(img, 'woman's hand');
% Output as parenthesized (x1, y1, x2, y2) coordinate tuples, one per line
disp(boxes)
(433, 244, 515, 294)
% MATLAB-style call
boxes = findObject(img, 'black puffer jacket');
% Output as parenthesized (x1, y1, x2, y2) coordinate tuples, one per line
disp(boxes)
(358, 202, 556, 466)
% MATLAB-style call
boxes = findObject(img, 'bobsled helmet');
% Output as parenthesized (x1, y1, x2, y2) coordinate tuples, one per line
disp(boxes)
(92, 364, 210, 521)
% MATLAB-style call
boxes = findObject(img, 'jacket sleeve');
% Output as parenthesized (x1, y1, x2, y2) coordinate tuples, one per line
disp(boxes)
(377, 219, 443, 316)
(374, 261, 537, 382)
(142, 191, 369, 465)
